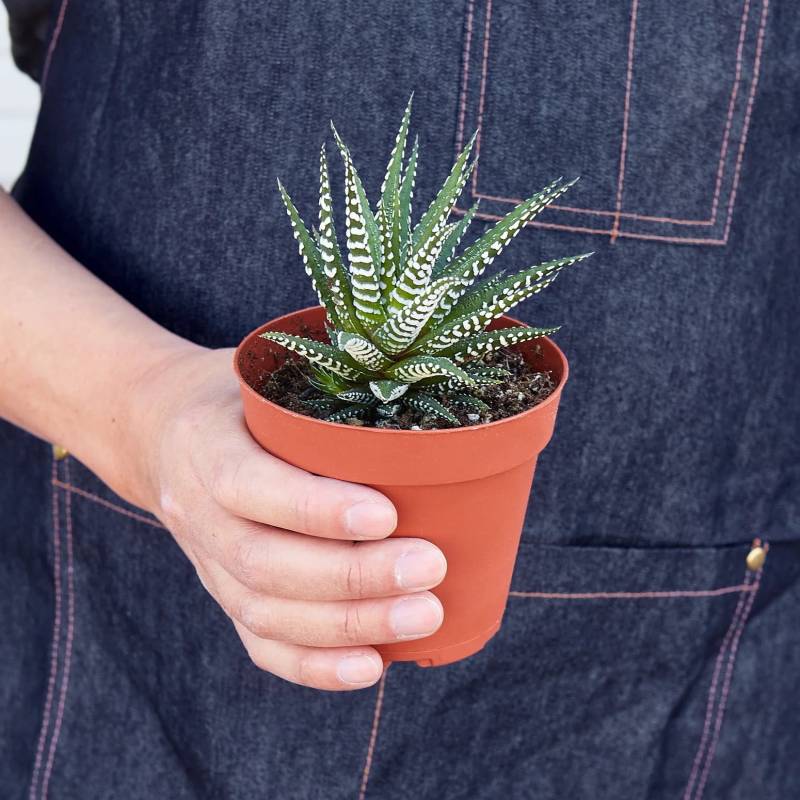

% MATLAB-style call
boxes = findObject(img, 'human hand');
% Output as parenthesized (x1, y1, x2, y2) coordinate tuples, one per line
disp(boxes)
(124, 346, 446, 690)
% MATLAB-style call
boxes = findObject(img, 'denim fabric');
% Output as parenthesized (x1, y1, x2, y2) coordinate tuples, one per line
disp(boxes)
(2, 0, 800, 797)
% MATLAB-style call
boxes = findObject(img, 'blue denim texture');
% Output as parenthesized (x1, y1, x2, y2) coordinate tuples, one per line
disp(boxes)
(2, 0, 799, 797)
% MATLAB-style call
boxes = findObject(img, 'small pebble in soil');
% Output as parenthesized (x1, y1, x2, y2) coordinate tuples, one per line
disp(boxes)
(467, 413, 481, 422)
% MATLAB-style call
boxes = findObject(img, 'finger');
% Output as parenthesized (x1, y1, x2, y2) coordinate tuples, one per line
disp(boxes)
(216, 516, 447, 600)
(206, 559, 444, 647)
(207, 425, 397, 540)
(234, 620, 385, 691)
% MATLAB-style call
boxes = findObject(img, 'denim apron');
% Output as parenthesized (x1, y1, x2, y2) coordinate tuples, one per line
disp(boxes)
(2, 1, 799, 798)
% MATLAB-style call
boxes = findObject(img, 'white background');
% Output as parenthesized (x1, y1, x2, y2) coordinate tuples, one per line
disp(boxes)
(0, 6, 40, 190)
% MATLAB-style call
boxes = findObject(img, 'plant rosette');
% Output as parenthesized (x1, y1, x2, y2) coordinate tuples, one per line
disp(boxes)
(233, 97, 589, 666)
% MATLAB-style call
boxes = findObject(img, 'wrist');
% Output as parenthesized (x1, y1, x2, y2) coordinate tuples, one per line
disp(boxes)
(103, 339, 210, 511)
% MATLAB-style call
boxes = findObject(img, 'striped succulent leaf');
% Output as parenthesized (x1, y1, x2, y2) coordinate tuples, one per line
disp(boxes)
(277, 180, 343, 328)
(396, 135, 419, 273)
(431, 203, 480, 278)
(386, 354, 473, 385)
(369, 380, 409, 403)
(378, 97, 413, 298)
(388, 223, 452, 313)
(418, 253, 591, 353)
(336, 388, 380, 406)
(268, 97, 591, 426)
(450, 393, 490, 413)
(318, 145, 361, 333)
(439, 325, 561, 364)
(332, 126, 385, 329)
(335, 331, 392, 371)
(259, 332, 365, 381)
(405, 391, 460, 425)
(375, 276, 460, 356)
(412, 131, 477, 250)
(429, 178, 578, 326)
(326, 404, 371, 423)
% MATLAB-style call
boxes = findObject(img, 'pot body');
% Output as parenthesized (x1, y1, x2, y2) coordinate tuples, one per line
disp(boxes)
(234, 306, 568, 666)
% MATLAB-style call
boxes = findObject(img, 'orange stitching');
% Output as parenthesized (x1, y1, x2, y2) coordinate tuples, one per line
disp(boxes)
(509, 583, 755, 600)
(455, 0, 477, 155)
(41, 463, 76, 800)
(29, 460, 63, 800)
(459, 0, 765, 241)
(722, 0, 769, 243)
(475, 193, 716, 227)
(40, 0, 70, 91)
(454, 204, 732, 244)
(610, 0, 640, 242)
(470, 0, 493, 198)
(693, 559, 764, 798)
(358, 667, 389, 800)
(52, 480, 164, 529)
(709, 0, 752, 224)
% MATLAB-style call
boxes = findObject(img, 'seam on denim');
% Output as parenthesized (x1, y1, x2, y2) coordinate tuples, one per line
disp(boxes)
(40, 0, 70, 92)
(455, 0, 477, 156)
(610, 0, 640, 243)
(52, 480, 165, 529)
(475, 193, 718, 226)
(358, 667, 389, 800)
(508, 584, 755, 600)
(709, 0, 752, 224)
(28, 459, 63, 800)
(470, 0, 493, 198)
(693, 553, 765, 800)
(40, 461, 76, 800)
(721, 0, 769, 243)
(682, 542, 767, 800)
(458, 0, 765, 242)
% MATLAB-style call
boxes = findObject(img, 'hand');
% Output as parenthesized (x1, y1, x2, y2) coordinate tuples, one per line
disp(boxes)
(124, 345, 447, 690)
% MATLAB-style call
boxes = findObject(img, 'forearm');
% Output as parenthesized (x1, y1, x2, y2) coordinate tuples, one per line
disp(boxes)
(0, 190, 202, 499)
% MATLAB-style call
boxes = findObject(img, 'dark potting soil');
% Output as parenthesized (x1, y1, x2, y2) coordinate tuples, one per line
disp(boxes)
(257, 343, 556, 430)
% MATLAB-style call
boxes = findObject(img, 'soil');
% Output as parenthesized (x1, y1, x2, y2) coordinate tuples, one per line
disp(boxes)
(257, 339, 556, 429)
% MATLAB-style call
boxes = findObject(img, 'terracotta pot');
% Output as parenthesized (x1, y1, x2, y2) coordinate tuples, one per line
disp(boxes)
(234, 305, 569, 667)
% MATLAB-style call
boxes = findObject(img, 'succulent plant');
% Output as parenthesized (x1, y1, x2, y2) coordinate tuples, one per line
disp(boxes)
(262, 96, 591, 426)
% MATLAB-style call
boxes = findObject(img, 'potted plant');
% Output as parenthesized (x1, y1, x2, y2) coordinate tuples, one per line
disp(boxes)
(234, 97, 591, 667)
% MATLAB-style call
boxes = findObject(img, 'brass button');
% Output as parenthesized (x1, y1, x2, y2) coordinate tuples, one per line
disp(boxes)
(746, 545, 767, 572)
(52, 444, 69, 461)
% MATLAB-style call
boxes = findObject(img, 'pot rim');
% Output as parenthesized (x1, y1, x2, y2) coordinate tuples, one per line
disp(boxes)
(233, 305, 569, 437)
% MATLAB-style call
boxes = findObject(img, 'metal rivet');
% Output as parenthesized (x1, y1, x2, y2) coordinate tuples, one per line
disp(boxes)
(746, 545, 766, 572)
(52, 444, 69, 461)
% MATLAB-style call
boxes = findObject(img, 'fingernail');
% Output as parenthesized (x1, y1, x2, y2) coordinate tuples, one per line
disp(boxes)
(395, 547, 447, 590)
(390, 596, 443, 639)
(344, 501, 396, 539)
(336, 654, 383, 685)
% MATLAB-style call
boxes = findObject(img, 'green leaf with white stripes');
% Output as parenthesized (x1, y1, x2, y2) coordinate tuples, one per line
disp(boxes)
(419, 253, 590, 353)
(317, 144, 361, 333)
(405, 391, 460, 426)
(439, 325, 561, 363)
(277, 180, 342, 328)
(431, 203, 480, 278)
(388, 223, 452, 313)
(336, 387, 380, 406)
(326, 404, 371, 423)
(335, 331, 392, 371)
(412, 130, 477, 250)
(431, 177, 577, 325)
(259, 332, 365, 381)
(395, 136, 419, 291)
(387, 354, 473, 385)
(375, 276, 461, 356)
(332, 125, 385, 330)
(369, 380, 410, 403)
